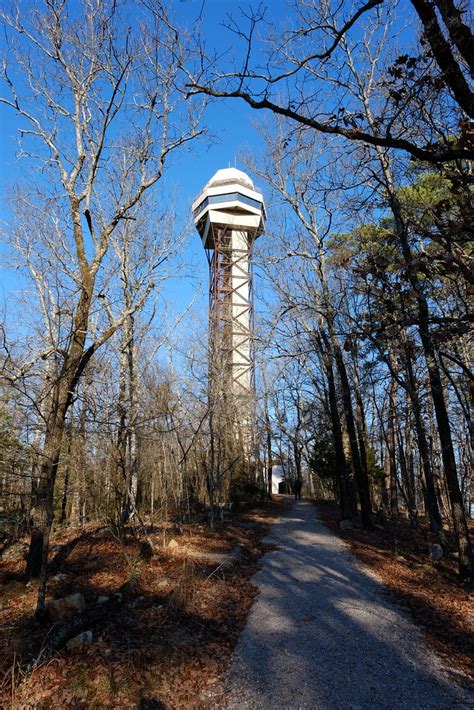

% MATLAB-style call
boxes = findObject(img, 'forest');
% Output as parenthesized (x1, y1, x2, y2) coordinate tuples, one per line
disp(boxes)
(0, 0, 472, 707)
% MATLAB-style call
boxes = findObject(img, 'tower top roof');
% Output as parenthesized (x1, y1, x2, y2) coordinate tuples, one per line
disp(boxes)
(206, 167, 255, 190)
(193, 166, 265, 248)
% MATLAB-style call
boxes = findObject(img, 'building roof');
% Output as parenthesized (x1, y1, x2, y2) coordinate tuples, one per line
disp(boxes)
(206, 167, 255, 190)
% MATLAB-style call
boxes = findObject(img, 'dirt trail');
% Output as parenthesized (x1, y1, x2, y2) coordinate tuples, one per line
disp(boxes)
(221, 499, 471, 709)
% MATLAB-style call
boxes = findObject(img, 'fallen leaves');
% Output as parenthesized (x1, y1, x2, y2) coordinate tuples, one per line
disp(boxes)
(0, 498, 285, 708)
(315, 500, 474, 684)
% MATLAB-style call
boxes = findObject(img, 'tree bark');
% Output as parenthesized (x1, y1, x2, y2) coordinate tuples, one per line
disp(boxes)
(403, 341, 443, 535)
(334, 346, 373, 529)
(25, 276, 93, 593)
(389, 193, 472, 579)
(351, 346, 371, 506)
(387, 372, 399, 516)
(325, 356, 353, 520)
(59, 425, 72, 525)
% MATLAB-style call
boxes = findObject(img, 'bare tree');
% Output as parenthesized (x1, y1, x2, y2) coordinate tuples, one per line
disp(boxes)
(244, 3, 472, 575)
(186, 0, 473, 162)
(0, 0, 204, 611)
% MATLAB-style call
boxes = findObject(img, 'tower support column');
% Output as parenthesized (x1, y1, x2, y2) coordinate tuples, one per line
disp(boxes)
(193, 168, 265, 465)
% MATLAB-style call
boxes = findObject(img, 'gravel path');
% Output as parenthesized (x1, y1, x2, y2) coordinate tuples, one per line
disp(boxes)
(222, 499, 471, 709)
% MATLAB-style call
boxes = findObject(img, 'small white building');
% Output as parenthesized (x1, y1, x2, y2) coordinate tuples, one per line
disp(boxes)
(270, 463, 291, 494)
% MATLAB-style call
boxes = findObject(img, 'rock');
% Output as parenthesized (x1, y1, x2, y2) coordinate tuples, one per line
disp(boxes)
(51, 573, 68, 583)
(140, 540, 155, 559)
(167, 538, 179, 550)
(47, 592, 86, 621)
(157, 578, 170, 588)
(429, 544, 443, 561)
(66, 630, 93, 650)
(97, 595, 110, 605)
(339, 519, 353, 531)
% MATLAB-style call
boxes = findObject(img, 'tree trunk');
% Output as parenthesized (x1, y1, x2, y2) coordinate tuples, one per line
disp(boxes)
(403, 341, 443, 535)
(25, 274, 94, 603)
(334, 346, 373, 529)
(351, 347, 370, 501)
(397, 422, 417, 524)
(362, 101, 471, 574)
(325, 357, 353, 520)
(208, 412, 216, 529)
(390, 192, 472, 579)
(127, 315, 139, 516)
(422, 331, 472, 577)
(25, 412, 65, 584)
(263, 387, 273, 498)
(379, 428, 390, 512)
(59, 425, 72, 525)
(386, 360, 399, 516)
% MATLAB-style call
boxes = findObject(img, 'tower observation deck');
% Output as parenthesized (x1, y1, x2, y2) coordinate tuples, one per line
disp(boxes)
(193, 168, 265, 452)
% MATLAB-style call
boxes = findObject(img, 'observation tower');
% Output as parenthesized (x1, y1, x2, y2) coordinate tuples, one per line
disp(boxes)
(193, 168, 265, 449)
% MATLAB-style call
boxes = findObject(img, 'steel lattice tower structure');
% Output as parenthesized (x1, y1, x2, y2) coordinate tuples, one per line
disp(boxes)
(193, 168, 265, 452)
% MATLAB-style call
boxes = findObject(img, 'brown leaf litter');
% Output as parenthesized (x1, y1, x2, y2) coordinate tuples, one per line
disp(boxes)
(0, 498, 288, 709)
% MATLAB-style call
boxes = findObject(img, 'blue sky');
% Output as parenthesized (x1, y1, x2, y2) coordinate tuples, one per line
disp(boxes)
(0, 0, 292, 333)
(0, 0, 416, 350)
(0, 0, 290, 209)
(0, 0, 279, 192)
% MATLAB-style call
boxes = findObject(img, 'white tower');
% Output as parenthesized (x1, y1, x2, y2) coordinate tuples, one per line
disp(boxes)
(193, 168, 265, 447)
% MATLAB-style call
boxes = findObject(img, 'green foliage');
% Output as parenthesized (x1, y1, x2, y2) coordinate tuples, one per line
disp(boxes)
(365, 445, 385, 484)
(398, 172, 452, 208)
(330, 171, 461, 267)
(229, 461, 262, 508)
(308, 434, 336, 481)
(328, 219, 401, 276)
(0, 407, 28, 480)
(229, 480, 261, 508)
(328, 169, 471, 337)
(397, 172, 456, 231)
